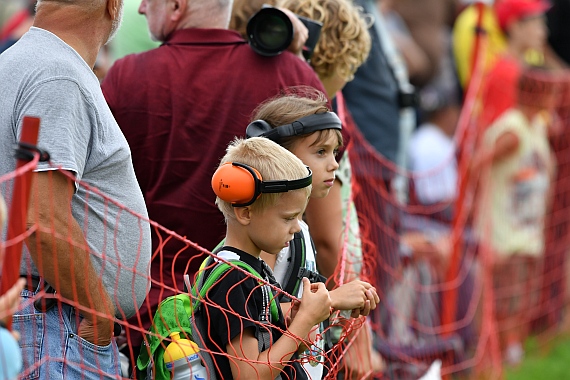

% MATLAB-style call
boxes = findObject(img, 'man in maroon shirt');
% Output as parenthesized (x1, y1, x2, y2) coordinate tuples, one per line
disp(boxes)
(100, 0, 325, 363)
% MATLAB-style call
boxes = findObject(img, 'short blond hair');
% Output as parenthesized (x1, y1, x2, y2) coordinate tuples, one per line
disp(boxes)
(215, 137, 312, 221)
(277, 0, 371, 82)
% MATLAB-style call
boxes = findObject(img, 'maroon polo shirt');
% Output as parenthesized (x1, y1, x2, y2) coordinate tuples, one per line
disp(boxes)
(101, 28, 325, 345)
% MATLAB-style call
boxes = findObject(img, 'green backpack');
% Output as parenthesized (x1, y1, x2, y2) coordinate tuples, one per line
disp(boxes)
(136, 254, 280, 379)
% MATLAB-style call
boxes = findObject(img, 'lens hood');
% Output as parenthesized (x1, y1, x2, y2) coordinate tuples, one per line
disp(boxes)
(246, 7, 294, 57)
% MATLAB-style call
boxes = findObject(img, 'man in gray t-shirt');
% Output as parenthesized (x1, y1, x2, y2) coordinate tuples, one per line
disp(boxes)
(0, 0, 151, 378)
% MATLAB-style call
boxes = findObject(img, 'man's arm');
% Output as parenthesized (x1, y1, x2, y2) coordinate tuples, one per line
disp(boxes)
(26, 170, 114, 346)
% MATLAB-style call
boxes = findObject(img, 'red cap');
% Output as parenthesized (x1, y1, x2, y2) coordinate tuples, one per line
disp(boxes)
(495, 0, 551, 32)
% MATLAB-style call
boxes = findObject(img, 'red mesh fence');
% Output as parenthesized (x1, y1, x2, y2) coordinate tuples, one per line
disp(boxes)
(0, 150, 364, 379)
(2, 45, 570, 380)
(344, 50, 570, 380)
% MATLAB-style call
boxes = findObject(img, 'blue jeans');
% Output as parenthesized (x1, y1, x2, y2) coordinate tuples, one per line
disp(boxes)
(13, 285, 121, 379)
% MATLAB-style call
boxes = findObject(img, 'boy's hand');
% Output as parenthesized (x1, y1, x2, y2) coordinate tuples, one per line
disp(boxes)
(0, 278, 25, 323)
(284, 301, 297, 327)
(297, 278, 331, 325)
(0, 278, 25, 340)
(329, 280, 379, 316)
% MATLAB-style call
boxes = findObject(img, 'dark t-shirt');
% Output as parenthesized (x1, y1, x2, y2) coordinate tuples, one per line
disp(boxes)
(547, 0, 570, 65)
(101, 28, 325, 345)
(200, 247, 306, 380)
(341, 0, 400, 163)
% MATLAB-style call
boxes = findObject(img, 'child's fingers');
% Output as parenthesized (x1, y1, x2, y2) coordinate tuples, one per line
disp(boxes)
(373, 288, 380, 304)
(366, 289, 379, 310)
(350, 308, 361, 319)
(0, 278, 25, 315)
(359, 300, 371, 317)
(306, 278, 324, 292)
(362, 285, 380, 303)
(302, 277, 311, 290)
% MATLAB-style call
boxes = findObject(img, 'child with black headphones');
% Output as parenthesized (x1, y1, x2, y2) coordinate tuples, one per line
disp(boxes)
(204, 136, 332, 380)
(246, 88, 380, 379)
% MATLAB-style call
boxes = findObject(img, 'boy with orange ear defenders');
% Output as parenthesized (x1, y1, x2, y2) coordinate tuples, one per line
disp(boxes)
(205, 137, 332, 380)
(246, 88, 380, 379)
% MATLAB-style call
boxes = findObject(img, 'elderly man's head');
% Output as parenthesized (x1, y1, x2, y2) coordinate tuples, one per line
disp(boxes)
(35, 0, 124, 44)
(138, 0, 234, 42)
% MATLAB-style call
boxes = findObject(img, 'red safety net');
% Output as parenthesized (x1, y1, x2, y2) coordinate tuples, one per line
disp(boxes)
(2, 40, 570, 380)
(0, 155, 365, 379)
(343, 48, 570, 380)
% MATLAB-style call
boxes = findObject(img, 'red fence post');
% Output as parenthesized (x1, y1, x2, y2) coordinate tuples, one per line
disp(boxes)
(0, 116, 41, 330)
(441, 2, 486, 335)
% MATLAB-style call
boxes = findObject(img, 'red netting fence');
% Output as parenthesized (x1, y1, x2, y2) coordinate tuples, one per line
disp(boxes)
(344, 49, 570, 380)
(2, 42, 570, 380)
(0, 145, 366, 379)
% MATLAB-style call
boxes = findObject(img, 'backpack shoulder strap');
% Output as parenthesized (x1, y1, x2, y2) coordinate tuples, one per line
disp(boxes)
(279, 231, 306, 303)
(192, 255, 280, 323)
(280, 230, 328, 302)
(190, 254, 281, 374)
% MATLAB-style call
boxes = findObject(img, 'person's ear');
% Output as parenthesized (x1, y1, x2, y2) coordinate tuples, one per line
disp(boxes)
(169, 0, 187, 21)
(107, 0, 120, 20)
(233, 206, 252, 226)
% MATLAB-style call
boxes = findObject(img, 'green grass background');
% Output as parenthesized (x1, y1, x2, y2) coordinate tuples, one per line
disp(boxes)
(505, 333, 570, 380)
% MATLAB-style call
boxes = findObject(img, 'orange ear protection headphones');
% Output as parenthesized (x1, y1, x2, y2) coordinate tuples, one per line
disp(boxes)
(212, 162, 312, 207)
(245, 112, 342, 143)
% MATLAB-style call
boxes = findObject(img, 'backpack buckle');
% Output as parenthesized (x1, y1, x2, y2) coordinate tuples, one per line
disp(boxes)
(297, 268, 327, 284)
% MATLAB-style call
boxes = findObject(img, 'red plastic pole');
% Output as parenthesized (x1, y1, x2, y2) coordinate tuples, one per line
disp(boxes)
(1, 116, 41, 330)
(441, 2, 486, 336)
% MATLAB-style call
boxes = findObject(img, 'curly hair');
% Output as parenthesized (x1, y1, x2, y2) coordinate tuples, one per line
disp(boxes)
(277, 0, 371, 82)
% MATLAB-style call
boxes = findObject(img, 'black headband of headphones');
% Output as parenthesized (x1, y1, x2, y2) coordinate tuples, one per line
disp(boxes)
(245, 112, 342, 143)
(232, 162, 313, 207)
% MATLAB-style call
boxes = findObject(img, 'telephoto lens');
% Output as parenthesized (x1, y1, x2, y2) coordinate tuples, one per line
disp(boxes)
(246, 7, 294, 57)
(297, 15, 322, 61)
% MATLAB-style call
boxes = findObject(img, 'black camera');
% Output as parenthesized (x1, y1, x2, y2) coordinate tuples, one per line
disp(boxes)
(246, 5, 323, 60)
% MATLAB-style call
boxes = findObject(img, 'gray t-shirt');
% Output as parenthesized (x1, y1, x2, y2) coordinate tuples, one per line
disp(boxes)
(0, 27, 151, 318)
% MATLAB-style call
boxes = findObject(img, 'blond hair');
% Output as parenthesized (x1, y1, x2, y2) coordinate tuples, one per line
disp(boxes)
(251, 86, 343, 151)
(215, 137, 311, 221)
(277, 0, 371, 82)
